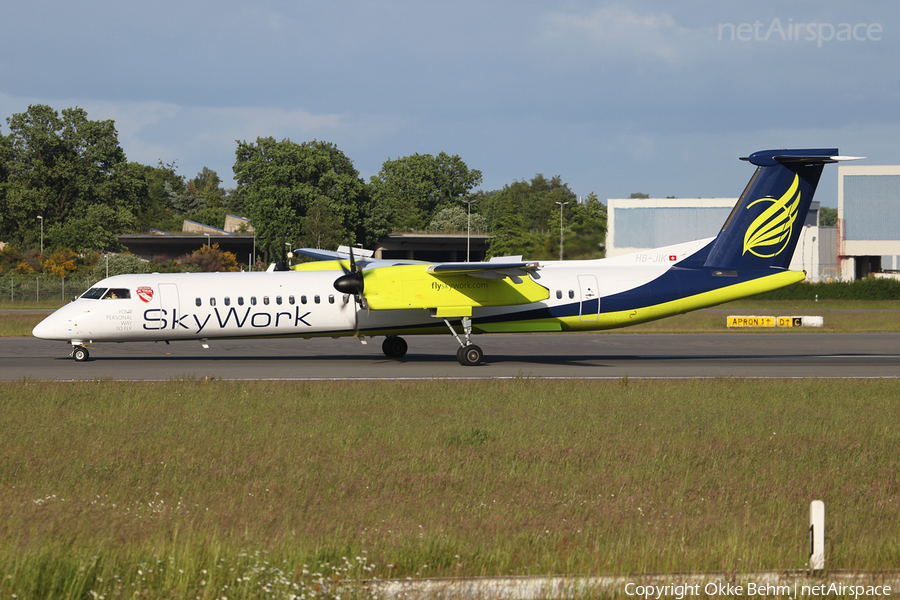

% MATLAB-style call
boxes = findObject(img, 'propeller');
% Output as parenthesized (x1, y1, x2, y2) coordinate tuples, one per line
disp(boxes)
(333, 246, 368, 335)
(333, 245, 368, 308)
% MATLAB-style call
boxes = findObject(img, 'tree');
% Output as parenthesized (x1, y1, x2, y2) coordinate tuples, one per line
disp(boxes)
(566, 193, 607, 259)
(234, 138, 369, 262)
(302, 197, 343, 250)
(191, 167, 225, 209)
(42, 248, 78, 278)
(126, 160, 184, 232)
(369, 152, 483, 234)
(819, 206, 838, 227)
(50, 203, 137, 251)
(480, 175, 575, 234)
(428, 204, 487, 233)
(486, 182, 539, 258)
(90, 253, 152, 279)
(178, 243, 240, 272)
(0, 105, 142, 251)
(168, 167, 227, 216)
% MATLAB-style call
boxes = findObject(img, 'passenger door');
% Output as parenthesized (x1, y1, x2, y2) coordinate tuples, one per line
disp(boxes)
(578, 274, 599, 321)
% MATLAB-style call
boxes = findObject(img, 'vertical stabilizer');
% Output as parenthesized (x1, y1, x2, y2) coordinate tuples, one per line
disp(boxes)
(704, 149, 843, 270)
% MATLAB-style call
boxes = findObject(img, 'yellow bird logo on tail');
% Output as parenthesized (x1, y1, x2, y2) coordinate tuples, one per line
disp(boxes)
(742, 173, 801, 258)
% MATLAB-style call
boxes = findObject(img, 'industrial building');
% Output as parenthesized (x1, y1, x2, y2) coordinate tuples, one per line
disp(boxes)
(606, 197, 839, 282)
(838, 164, 900, 279)
(118, 214, 257, 264)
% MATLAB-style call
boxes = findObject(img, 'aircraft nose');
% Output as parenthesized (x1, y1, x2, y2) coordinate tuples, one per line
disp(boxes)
(32, 306, 82, 341)
(32, 314, 63, 340)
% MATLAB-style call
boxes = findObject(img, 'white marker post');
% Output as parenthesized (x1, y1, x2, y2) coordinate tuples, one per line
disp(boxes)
(809, 500, 825, 571)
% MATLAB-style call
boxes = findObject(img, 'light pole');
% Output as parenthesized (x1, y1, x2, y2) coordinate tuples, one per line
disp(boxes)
(463, 199, 478, 262)
(555, 201, 569, 260)
(37, 216, 43, 265)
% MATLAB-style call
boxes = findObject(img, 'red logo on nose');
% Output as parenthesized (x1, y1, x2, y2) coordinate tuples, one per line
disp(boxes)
(137, 287, 154, 302)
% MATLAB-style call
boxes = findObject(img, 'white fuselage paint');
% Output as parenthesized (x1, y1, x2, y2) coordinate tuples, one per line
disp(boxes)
(33, 239, 710, 346)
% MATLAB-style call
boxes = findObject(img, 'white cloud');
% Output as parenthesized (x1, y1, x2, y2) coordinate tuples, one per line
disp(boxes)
(540, 5, 692, 64)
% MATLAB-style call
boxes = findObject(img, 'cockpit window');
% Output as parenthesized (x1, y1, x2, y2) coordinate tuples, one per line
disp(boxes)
(102, 288, 130, 300)
(81, 287, 107, 300)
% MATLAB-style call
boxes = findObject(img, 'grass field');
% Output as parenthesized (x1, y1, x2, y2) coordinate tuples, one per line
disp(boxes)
(1, 379, 898, 599)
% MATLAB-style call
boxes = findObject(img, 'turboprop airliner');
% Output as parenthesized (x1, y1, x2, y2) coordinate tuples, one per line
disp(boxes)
(33, 148, 860, 366)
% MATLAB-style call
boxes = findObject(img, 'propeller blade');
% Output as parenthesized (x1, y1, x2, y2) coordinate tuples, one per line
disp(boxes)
(332, 244, 365, 297)
(332, 244, 369, 335)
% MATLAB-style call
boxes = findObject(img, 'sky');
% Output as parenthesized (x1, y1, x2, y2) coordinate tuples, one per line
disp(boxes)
(2, 1, 898, 208)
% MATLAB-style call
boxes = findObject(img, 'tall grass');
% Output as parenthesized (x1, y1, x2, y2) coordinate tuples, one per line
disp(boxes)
(1, 379, 898, 598)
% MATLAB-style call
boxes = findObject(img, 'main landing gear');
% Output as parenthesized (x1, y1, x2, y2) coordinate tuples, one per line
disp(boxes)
(380, 316, 485, 366)
(445, 316, 483, 366)
(72, 345, 90, 362)
(382, 335, 408, 359)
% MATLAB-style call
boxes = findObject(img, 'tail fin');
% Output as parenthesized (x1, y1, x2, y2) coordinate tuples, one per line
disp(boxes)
(704, 148, 847, 270)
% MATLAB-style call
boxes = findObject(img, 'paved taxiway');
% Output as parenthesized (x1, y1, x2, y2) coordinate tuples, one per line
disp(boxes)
(3, 332, 900, 380)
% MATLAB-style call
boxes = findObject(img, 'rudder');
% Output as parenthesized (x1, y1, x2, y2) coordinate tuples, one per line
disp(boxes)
(704, 148, 840, 271)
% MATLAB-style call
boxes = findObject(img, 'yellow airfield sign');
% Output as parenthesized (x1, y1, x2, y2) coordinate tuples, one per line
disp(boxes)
(727, 316, 822, 328)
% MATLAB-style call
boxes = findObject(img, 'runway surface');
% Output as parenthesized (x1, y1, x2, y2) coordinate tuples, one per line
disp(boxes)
(4, 332, 900, 380)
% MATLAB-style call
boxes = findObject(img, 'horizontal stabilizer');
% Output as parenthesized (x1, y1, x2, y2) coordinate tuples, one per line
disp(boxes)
(739, 149, 864, 166)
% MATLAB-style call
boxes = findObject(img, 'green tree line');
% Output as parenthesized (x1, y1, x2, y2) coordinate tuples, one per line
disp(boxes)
(1, 104, 607, 269)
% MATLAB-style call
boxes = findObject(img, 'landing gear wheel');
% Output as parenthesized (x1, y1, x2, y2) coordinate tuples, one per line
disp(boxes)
(72, 346, 89, 362)
(382, 336, 408, 359)
(457, 344, 483, 366)
(456, 345, 467, 364)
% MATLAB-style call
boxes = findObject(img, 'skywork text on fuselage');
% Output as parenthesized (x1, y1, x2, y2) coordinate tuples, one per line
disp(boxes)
(142, 306, 312, 333)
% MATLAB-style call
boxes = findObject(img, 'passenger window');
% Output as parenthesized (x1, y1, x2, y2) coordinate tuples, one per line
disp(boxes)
(290, 296, 296, 305)
(301, 296, 307, 304)
(314, 295, 320, 304)
(196, 298, 202, 307)
(264, 296, 270, 305)
(238, 297, 244, 306)
(568, 290, 575, 299)
(225, 297, 231, 306)
(210, 298, 216, 307)
(276, 296, 282, 305)
(250, 297, 257, 306)
(556, 290, 562, 300)
(328, 295, 335, 304)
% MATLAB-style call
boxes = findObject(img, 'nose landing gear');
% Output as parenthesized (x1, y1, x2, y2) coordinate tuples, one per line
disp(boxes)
(72, 345, 90, 362)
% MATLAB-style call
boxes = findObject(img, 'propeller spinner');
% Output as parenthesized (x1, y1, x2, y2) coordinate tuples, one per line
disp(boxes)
(333, 246, 368, 311)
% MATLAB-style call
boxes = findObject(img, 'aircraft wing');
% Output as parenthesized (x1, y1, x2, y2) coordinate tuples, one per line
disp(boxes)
(292, 248, 428, 268)
(295, 248, 548, 315)
(426, 261, 539, 280)
(361, 261, 547, 315)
